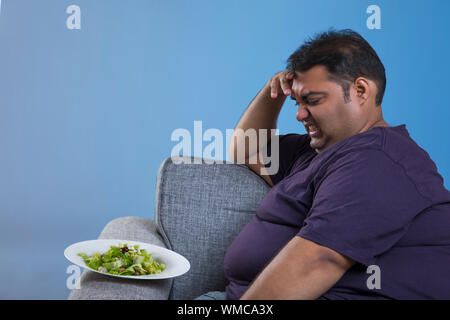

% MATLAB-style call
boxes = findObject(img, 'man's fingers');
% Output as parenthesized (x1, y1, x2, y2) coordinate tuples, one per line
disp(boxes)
(270, 78, 279, 98)
(270, 71, 294, 98)
(280, 74, 292, 96)
(286, 72, 294, 80)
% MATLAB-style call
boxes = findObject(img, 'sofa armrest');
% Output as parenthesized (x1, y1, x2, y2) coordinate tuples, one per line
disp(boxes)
(67, 217, 172, 300)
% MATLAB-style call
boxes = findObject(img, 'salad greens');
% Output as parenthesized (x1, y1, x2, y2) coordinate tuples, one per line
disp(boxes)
(78, 243, 165, 276)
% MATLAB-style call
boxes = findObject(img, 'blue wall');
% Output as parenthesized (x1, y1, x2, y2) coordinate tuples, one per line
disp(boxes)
(0, 0, 449, 299)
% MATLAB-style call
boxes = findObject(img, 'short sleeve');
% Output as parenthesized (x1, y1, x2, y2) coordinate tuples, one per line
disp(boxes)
(298, 149, 430, 266)
(264, 134, 311, 185)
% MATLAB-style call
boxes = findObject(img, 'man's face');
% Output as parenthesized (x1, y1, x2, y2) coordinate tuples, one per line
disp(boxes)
(291, 65, 362, 153)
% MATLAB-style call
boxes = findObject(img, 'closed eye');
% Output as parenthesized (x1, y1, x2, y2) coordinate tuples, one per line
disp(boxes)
(307, 100, 320, 106)
(294, 99, 320, 106)
(291, 91, 327, 106)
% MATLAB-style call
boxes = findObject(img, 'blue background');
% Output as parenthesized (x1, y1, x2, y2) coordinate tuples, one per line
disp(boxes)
(0, 0, 449, 299)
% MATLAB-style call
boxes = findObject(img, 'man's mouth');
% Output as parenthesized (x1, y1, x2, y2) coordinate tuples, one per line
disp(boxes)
(305, 123, 321, 137)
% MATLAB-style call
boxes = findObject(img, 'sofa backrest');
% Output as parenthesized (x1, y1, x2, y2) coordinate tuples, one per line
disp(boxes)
(154, 157, 270, 300)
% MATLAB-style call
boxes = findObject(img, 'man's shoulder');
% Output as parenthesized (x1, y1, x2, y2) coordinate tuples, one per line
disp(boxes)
(318, 124, 428, 166)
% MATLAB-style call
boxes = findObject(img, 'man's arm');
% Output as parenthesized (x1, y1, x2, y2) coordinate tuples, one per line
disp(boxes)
(228, 71, 294, 187)
(240, 236, 355, 300)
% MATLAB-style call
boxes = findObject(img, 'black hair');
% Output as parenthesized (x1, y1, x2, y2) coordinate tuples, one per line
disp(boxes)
(286, 28, 386, 106)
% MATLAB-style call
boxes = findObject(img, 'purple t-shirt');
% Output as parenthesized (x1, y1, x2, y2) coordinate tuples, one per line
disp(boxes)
(223, 124, 450, 300)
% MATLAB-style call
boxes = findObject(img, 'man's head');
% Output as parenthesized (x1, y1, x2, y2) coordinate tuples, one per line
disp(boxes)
(286, 29, 388, 153)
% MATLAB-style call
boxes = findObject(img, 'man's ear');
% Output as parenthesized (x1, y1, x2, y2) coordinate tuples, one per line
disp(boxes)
(353, 77, 371, 105)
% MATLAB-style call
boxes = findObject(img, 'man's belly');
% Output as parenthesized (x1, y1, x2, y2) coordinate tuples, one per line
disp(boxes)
(223, 215, 299, 284)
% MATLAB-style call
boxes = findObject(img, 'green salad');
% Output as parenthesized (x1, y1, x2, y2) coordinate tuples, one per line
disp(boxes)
(78, 243, 165, 276)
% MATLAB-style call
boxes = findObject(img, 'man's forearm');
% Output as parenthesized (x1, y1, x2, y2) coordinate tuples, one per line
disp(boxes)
(241, 258, 345, 300)
(229, 82, 286, 162)
(240, 237, 354, 300)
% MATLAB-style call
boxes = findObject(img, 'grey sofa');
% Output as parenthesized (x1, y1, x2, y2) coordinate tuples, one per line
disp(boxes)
(68, 156, 271, 300)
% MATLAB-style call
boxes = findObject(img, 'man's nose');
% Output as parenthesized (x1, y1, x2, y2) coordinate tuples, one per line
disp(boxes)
(296, 105, 310, 122)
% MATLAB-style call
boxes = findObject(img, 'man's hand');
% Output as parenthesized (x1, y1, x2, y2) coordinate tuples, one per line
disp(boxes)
(240, 236, 355, 300)
(268, 70, 295, 99)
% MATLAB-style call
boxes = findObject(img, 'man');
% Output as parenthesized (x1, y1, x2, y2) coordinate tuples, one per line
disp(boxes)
(224, 29, 450, 299)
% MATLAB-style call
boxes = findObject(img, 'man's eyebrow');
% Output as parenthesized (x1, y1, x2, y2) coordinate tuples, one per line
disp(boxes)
(300, 91, 327, 99)
(290, 91, 327, 101)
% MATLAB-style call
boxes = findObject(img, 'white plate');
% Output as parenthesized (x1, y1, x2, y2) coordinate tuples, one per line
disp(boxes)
(64, 239, 190, 279)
